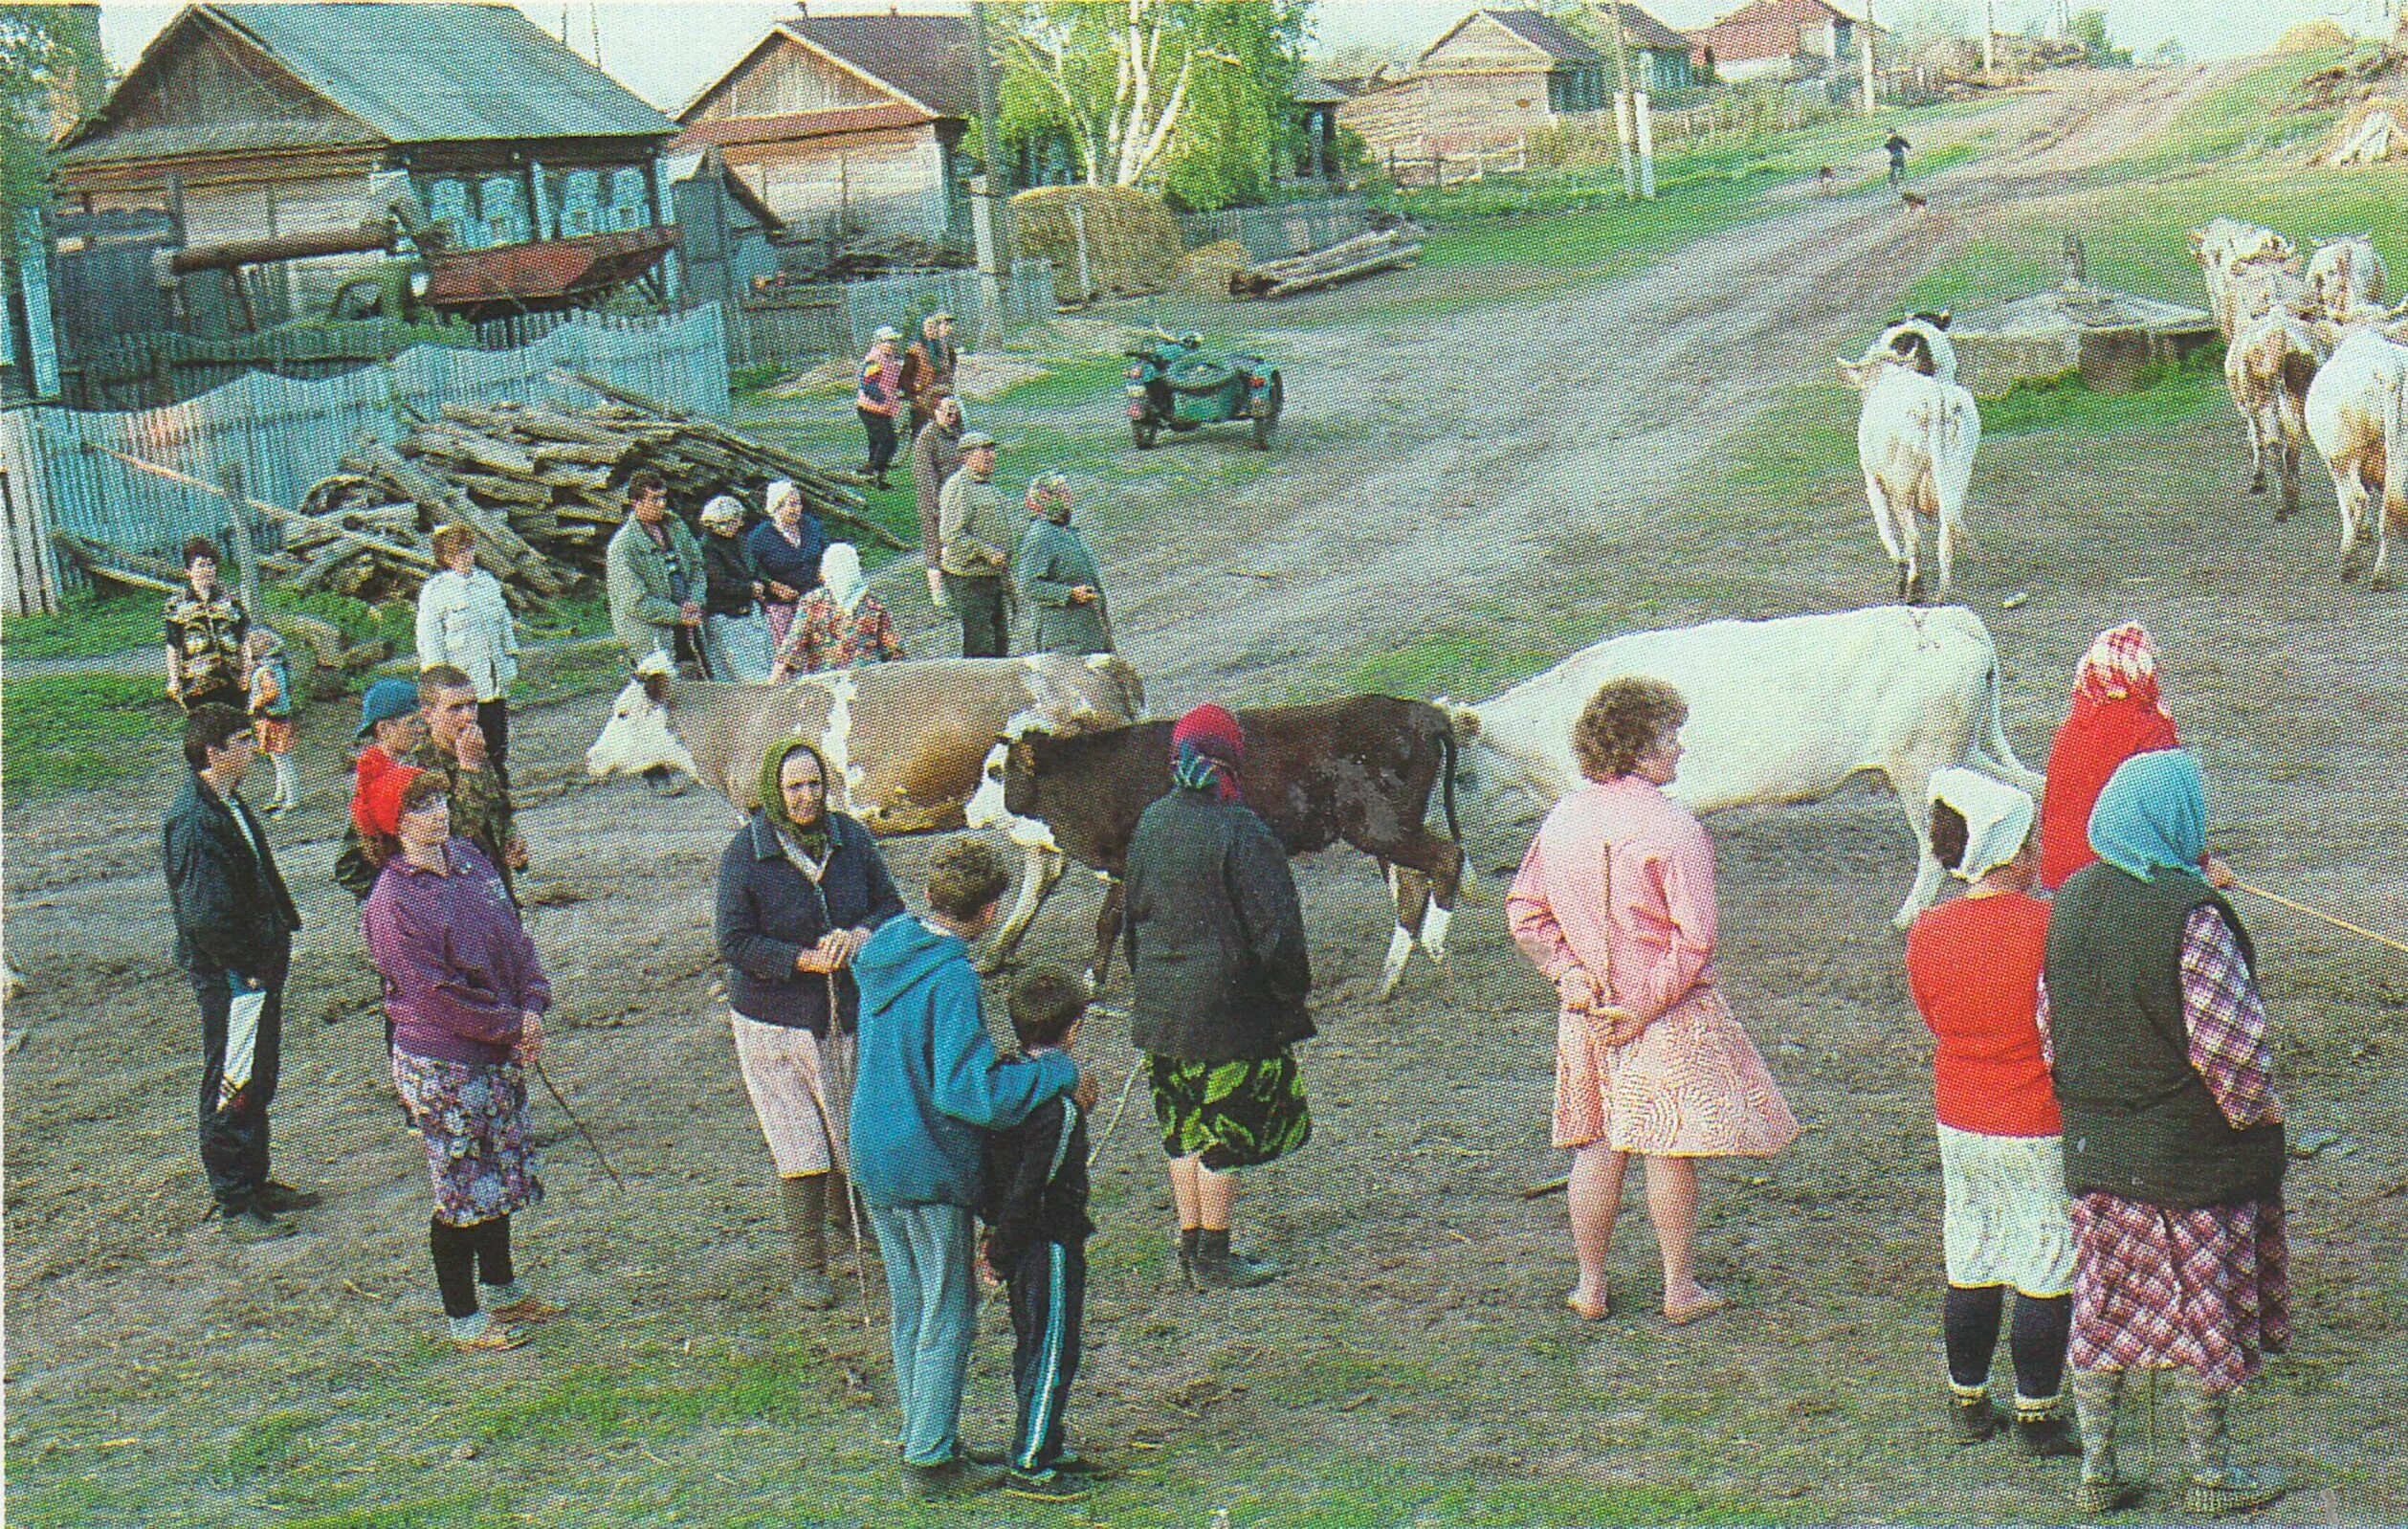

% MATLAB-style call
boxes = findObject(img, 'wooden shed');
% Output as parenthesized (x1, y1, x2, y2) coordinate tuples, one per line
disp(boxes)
(52, 3, 681, 338)
(673, 14, 975, 252)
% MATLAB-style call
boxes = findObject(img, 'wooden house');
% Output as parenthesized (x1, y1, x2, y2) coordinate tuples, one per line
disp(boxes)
(1686, 0, 1877, 85)
(1337, 8, 1689, 164)
(52, 3, 681, 336)
(673, 14, 976, 251)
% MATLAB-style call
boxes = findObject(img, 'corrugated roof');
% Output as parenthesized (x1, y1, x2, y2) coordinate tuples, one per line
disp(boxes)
(1596, 3, 1692, 53)
(784, 14, 977, 120)
(70, 3, 675, 156)
(672, 101, 936, 150)
(1481, 11, 1604, 63)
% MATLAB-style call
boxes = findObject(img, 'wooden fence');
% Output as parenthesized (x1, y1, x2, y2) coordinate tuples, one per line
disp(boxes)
(725, 260, 1056, 372)
(1177, 194, 1371, 262)
(0, 305, 727, 613)
(1383, 139, 1531, 191)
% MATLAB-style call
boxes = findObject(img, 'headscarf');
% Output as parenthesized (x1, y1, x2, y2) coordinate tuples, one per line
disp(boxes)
(2073, 622, 2166, 716)
(359, 764, 427, 840)
(699, 495, 745, 529)
(1027, 472, 1071, 523)
(758, 736, 833, 861)
(2088, 749, 2207, 882)
(1170, 704, 1244, 803)
(765, 479, 802, 521)
(1928, 765, 2034, 883)
(819, 543, 868, 616)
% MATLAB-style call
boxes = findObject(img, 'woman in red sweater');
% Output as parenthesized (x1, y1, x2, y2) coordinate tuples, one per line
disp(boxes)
(1906, 767, 2078, 1458)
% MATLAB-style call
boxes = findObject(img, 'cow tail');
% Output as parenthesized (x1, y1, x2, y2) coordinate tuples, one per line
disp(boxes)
(1439, 715, 1462, 849)
(2280, 345, 2317, 445)
(1980, 660, 2041, 790)
(2384, 350, 2408, 537)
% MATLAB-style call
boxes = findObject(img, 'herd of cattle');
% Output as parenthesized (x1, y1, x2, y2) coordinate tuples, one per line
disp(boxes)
(585, 604, 2036, 998)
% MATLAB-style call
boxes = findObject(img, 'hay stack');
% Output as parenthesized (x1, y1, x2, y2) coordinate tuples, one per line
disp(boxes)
(1173, 239, 1249, 299)
(2274, 20, 2352, 54)
(1012, 186, 1184, 303)
(2323, 96, 2408, 163)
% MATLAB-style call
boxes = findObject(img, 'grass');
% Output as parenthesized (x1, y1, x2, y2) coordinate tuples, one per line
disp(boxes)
(0, 675, 179, 797)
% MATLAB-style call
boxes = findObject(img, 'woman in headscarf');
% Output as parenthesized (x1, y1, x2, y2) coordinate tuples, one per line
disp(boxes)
(1906, 768, 2076, 1458)
(746, 479, 825, 654)
(2040, 623, 2231, 891)
(1123, 705, 1311, 1291)
(770, 543, 905, 678)
(715, 737, 906, 1308)
(697, 496, 774, 682)
(363, 769, 559, 1353)
(1507, 676, 1798, 1327)
(1013, 472, 1113, 655)
(2041, 751, 2287, 1517)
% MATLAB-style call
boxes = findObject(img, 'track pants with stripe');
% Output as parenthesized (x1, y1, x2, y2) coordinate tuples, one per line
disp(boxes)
(1005, 1238, 1087, 1472)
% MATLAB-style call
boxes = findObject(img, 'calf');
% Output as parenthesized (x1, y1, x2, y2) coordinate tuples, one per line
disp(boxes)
(2306, 325, 2408, 588)
(1839, 316, 1981, 604)
(966, 697, 1464, 1001)
(1450, 605, 2042, 929)
(2224, 309, 2327, 521)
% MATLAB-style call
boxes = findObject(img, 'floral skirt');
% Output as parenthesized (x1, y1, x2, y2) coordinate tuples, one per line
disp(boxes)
(1939, 1124, 2076, 1296)
(2069, 1191, 2289, 1394)
(1552, 986, 1799, 1156)
(1148, 1051, 1310, 1172)
(392, 1049, 543, 1227)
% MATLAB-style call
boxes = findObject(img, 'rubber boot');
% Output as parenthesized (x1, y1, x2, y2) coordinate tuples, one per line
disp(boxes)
(2071, 1369, 2143, 1513)
(1176, 1228, 1201, 1290)
(1190, 1229, 1280, 1289)
(2013, 1393, 2080, 1459)
(1947, 1378, 1999, 1444)
(779, 1175, 838, 1310)
(2175, 1375, 2284, 1517)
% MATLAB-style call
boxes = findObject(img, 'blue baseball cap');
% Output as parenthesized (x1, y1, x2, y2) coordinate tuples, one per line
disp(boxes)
(355, 677, 421, 740)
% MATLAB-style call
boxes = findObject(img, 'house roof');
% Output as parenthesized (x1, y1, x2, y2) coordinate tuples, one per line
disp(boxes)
(1419, 9, 1599, 67)
(1689, 0, 1882, 59)
(672, 101, 936, 150)
(781, 14, 977, 120)
(662, 147, 785, 233)
(1291, 75, 1354, 107)
(1595, 3, 1691, 53)
(62, 3, 674, 161)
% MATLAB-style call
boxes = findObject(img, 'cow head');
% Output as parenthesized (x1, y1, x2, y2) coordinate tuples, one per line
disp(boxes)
(1840, 316, 1956, 389)
(964, 734, 1057, 849)
(584, 654, 699, 784)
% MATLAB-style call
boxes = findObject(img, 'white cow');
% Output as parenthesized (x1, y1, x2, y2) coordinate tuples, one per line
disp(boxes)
(2306, 235, 2389, 321)
(2224, 308, 2328, 522)
(2306, 325, 2408, 588)
(1450, 605, 2043, 929)
(1839, 317, 1981, 605)
(2193, 218, 2303, 340)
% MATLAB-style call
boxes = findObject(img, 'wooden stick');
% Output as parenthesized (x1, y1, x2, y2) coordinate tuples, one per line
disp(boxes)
(2231, 880, 2408, 958)
(68, 437, 442, 570)
(1522, 1174, 1570, 1200)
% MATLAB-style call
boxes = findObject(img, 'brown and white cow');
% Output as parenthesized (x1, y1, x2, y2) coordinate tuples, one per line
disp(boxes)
(585, 652, 1146, 964)
(2305, 324, 2408, 588)
(2193, 218, 2304, 341)
(2224, 308, 2328, 521)
(963, 697, 1465, 1001)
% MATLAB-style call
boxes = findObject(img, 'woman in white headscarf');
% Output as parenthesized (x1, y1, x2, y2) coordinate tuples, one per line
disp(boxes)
(1904, 767, 2077, 1459)
(770, 543, 906, 678)
(746, 479, 824, 654)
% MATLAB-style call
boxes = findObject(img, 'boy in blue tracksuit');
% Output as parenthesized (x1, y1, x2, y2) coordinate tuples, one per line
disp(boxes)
(980, 967, 1097, 1501)
(850, 841, 1084, 1501)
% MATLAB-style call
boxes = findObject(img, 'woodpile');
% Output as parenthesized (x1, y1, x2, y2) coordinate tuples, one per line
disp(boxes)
(280, 372, 896, 608)
(1229, 229, 1423, 300)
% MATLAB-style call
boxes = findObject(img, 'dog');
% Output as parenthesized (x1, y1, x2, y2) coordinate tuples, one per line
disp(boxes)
(1818, 166, 1838, 196)
(1901, 189, 1929, 213)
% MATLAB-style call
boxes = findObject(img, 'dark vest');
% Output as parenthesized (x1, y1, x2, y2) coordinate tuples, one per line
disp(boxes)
(2044, 862, 2285, 1208)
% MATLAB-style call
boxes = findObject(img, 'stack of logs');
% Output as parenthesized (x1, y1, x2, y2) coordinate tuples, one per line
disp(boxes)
(1229, 229, 1424, 300)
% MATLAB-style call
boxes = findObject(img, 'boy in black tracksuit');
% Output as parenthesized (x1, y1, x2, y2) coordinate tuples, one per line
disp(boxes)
(979, 968, 1096, 1500)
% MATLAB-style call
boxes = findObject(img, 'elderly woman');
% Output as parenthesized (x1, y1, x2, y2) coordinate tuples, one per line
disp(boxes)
(716, 738, 906, 1308)
(1124, 705, 1311, 1291)
(746, 480, 826, 654)
(770, 543, 905, 678)
(363, 769, 558, 1353)
(2041, 623, 2230, 892)
(1906, 768, 2076, 1457)
(697, 496, 774, 682)
(1507, 677, 1798, 1327)
(2042, 751, 2287, 1518)
(1013, 472, 1113, 655)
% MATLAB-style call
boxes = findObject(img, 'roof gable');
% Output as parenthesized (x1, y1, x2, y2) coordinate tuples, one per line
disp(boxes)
(784, 14, 977, 119)
(65, 1, 674, 159)
(1483, 11, 1605, 62)
(1595, 3, 1691, 53)
(1419, 11, 1573, 71)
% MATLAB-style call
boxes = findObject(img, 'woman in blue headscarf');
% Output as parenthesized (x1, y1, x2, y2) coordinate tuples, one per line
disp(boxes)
(2039, 751, 2288, 1518)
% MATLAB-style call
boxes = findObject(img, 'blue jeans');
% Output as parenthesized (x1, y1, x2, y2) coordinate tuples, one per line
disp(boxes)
(869, 1203, 980, 1466)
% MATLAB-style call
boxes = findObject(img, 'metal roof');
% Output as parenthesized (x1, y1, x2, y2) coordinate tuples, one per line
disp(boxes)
(67, 3, 673, 159)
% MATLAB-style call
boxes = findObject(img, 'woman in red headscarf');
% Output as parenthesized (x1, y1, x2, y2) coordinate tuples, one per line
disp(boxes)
(2039, 624, 2230, 891)
(1122, 705, 1312, 1291)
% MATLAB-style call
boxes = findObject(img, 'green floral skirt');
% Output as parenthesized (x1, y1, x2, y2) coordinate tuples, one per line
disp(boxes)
(1148, 1051, 1310, 1172)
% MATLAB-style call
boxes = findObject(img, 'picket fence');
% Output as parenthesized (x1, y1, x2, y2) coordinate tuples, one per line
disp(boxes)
(1177, 194, 1371, 262)
(726, 261, 1056, 372)
(0, 305, 727, 613)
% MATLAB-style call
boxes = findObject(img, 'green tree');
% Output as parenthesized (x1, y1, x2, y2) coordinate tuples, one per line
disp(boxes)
(989, 0, 1309, 209)
(1, 4, 107, 257)
(2066, 9, 2132, 66)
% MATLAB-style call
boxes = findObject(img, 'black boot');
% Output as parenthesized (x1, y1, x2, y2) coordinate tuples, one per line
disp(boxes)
(779, 1176, 837, 1310)
(1191, 1229, 1280, 1289)
(1176, 1228, 1201, 1289)
(1947, 1383, 2000, 1445)
(2013, 1394, 2079, 1459)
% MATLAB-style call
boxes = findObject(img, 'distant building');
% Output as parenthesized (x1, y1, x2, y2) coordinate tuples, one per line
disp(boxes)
(674, 13, 977, 250)
(1685, 0, 1882, 85)
(52, 3, 682, 334)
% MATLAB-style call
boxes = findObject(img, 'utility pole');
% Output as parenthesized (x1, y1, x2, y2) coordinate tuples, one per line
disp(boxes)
(1860, 0, 1879, 117)
(1982, 0, 1996, 75)
(1601, 3, 1637, 200)
(966, 0, 1013, 333)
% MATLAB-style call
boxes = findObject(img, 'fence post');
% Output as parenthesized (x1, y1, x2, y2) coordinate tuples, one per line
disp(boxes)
(219, 457, 263, 616)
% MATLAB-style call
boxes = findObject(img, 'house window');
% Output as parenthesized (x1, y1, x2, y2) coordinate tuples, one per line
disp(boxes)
(608, 167, 650, 233)
(1548, 65, 1604, 113)
(558, 169, 601, 237)
(479, 175, 530, 246)
(425, 177, 481, 248)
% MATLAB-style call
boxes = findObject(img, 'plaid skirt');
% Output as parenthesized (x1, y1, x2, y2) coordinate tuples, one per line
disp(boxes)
(1149, 1051, 1310, 1172)
(2069, 1191, 2289, 1394)
(392, 1048, 544, 1228)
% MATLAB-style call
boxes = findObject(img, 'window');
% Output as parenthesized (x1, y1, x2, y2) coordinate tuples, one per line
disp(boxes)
(558, 169, 601, 238)
(478, 175, 529, 246)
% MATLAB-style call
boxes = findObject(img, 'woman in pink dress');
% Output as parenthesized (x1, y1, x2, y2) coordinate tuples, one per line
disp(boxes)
(1508, 676, 1800, 1326)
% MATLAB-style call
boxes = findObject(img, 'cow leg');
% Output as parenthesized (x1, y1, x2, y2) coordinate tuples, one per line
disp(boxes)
(1088, 877, 1125, 992)
(2240, 403, 2267, 494)
(1376, 862, 1418, 1003)
(2278, 439, 2301, 522)
(2337, 469, 2374, 582)
(1865, 474, 1911, 602)
(982, 844, 1065, 975)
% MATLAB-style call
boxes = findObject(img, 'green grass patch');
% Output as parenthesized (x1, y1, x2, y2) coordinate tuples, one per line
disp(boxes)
(1981, 354, 2225, 437)
(2104, 47, 2353, 176)
(1, 675, 179, 798)
(1, 590, 172, 660)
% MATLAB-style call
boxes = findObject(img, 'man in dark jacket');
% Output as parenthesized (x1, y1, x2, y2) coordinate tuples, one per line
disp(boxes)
(163, 704, 309, 1240)
(1123, 704, 1312, 1289)
(913, 394, 966, 611)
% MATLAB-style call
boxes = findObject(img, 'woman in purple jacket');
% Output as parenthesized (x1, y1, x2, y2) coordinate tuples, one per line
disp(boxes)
(363, 769, 558, 1353)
